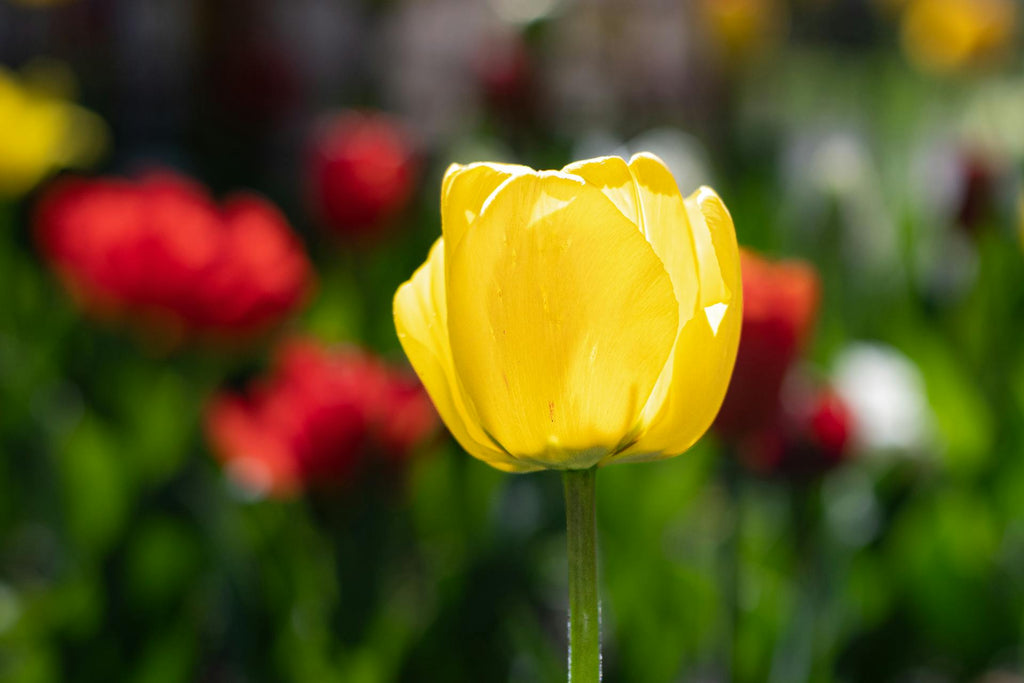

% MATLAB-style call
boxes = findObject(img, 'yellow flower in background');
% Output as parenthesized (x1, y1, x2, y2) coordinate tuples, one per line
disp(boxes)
(901, 0, 1016, 74)
(0, 62, 107, 197)
(394, 154, 742, 472)
(700, 0, 787, 65)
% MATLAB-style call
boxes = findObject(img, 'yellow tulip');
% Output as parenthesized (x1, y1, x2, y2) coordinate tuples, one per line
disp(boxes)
(700, 0, 787, 65)
(901, 0, 1016, 74)
(394, 154, 742, 472)
(0, 65, 107, 197)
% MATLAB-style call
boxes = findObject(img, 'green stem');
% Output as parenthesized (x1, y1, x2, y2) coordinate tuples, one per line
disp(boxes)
(563, 467, 600, 682)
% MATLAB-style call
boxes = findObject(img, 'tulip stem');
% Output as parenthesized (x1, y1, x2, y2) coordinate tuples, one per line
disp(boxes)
(563, 467, 600, 682)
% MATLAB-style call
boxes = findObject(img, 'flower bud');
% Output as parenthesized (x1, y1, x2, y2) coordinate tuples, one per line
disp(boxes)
(394, 154, 742, 471)
(901, 0, 1016, 74)
(0, 65, 107, 197)
(307, 111, 417, 240)
(738, 382, 854, 478)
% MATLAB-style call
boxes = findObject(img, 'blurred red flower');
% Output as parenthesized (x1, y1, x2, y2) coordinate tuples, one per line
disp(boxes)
(35, 172, 312, 342)
(714, 249, 853, 477)
(306, 111, 417, 240)
(205, 338, 438, 498)
(738, 384, 854, 477)
(715, 249, 820, 439)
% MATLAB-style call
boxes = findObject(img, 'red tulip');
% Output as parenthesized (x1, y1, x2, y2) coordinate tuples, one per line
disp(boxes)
(738, 384, 854, 478)
(306, 111, 417, 239)
(715, 249, 820, 439)
(35, 172, 312, 342)
(804, 388, 852, 463)
(713, 249, 852, 477)
(205, 339, 438, 498)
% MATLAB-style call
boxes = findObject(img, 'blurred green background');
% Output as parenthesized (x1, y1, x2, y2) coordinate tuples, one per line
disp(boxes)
(2, 0, 1024, 681)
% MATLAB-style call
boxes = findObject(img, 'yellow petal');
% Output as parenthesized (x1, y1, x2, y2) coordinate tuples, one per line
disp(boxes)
(627, 153, 704, 315)
(566, 153, 713, 463)
(613, 184, 742, 463)
(445, 171, 679, 469)
(394, 239, 536, 472)
(563, 153, 703, 324)
(561, 156, 640, 225)
(441, 161, 531, 256)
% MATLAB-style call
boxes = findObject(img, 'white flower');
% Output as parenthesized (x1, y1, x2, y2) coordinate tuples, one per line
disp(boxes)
(833, 343, 934, 456)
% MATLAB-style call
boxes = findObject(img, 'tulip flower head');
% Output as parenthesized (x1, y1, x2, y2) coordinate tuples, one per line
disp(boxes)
(901, 0, 1016, 74)
(307, 111, 417, 240)
(206, 339, 438, 498)
(713, 251, 850, 478)
(715, 249, 820, 440)
(739, 381, 854, 478)
(0, 65, 106, 197)
(700, 0, 787, 65)
(394, 154, 742, 472)
(36, 172, 312, 343)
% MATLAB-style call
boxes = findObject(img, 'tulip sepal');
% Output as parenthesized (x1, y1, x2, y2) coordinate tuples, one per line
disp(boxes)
(564, 467, 600, 682)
